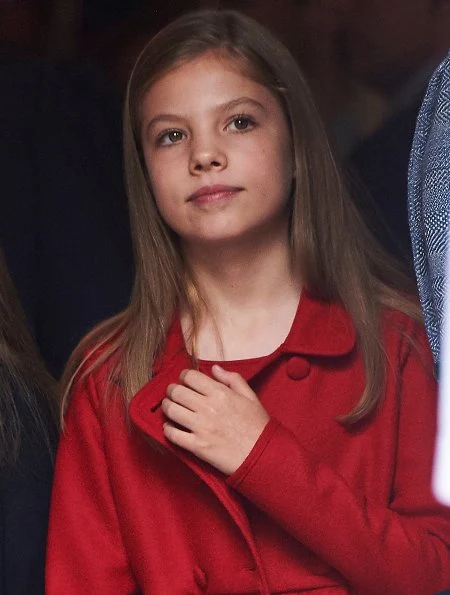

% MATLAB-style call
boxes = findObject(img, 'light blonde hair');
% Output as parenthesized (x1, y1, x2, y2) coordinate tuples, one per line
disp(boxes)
(62, 9, 420, 425)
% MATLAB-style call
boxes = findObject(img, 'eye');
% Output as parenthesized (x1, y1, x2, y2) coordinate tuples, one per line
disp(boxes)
(157, 129, 185, 146)
(227, 115, 255, 132)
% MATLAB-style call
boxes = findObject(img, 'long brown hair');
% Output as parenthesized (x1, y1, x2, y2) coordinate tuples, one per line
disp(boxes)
(0, 249, 57, 466)
(62, 9, 420, 425)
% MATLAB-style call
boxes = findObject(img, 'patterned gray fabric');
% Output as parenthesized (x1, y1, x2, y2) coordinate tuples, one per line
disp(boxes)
(408, 52, 450, 367)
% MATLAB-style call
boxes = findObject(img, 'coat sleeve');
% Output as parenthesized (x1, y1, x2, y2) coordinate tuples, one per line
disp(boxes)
(227, 326, 450, 594)
(46, 374, 137, 594)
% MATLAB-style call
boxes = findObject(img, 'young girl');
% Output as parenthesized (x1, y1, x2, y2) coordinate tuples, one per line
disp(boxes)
(46, 9, 450, 594)
(0, 249, 57, 594)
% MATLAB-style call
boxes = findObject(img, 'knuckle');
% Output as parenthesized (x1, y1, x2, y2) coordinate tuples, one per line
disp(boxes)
(170, 384, 181, 401)
(205, 403, 218, 418)
(163, 423, 174, 438)
(215, 387, 228, 400)
(195, 436, 210, 451)
(182, 369, 195, 384)
(163, 398, 176, 417)
(165, 424, 182, 446)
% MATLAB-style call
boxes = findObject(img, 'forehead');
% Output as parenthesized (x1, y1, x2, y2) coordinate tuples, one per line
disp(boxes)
(153, 48, 260, 88)
(139, 51, 273, 114)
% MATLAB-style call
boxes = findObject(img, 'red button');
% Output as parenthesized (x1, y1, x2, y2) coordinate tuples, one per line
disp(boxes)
(286, 356, 310, 380)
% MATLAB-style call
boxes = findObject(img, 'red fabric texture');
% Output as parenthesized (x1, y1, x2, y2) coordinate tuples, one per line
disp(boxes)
(46, 292, 450, 594)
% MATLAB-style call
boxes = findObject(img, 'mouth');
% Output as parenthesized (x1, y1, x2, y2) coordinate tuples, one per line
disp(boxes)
(187, 184, 243, 204)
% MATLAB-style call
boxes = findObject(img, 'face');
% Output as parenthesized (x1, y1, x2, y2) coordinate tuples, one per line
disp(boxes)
(140, 52, 293, 249)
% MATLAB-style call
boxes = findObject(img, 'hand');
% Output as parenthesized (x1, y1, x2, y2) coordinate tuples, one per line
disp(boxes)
(161, 365, 270, 475)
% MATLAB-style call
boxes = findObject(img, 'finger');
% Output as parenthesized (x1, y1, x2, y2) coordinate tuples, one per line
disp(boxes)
(161, 398, 197, 431)
(166, 383, 202, 412)
(163, 421, 197, 452)
(179, 368, 220, 396)
(211, 365, 257, 400)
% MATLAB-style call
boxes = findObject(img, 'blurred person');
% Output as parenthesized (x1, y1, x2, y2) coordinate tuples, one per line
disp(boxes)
(47, 10, 450, 594)
(408, 53, 450, 521)
(0, 248, 57, 594)
(346, 0, 450, 268)
(408, 51, 450, 368)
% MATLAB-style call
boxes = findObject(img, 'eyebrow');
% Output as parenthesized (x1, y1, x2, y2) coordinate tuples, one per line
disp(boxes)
(144, 96, 267, 135)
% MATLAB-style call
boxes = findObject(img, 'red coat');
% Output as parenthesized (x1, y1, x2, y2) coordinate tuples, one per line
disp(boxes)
(46, 292, 450, 594)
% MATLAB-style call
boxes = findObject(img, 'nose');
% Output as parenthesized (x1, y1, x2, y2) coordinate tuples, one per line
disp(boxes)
(189, 137, 227, 174)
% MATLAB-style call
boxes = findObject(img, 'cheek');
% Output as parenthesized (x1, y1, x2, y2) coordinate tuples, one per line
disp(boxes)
(255, 145, 294, 208)
(142, 156, 176, 222)
(152, 185, 176, 225)
(144, 153, 167, 196)
(274, 136, 294, 190)
(143, 153, 157, 190)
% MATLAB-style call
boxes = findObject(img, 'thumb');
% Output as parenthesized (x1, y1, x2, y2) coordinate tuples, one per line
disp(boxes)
(211, 365, 257, 400)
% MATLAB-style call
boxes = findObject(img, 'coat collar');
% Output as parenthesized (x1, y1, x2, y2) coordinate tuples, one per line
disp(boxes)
(281, 289, 356, 356)
(158, 288, 356, 365)
(130, 289, 356, 423)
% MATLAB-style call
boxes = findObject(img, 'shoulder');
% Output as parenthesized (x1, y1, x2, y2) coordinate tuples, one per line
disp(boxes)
(66, 341, 125, 414)
(382, 305, 420, 335)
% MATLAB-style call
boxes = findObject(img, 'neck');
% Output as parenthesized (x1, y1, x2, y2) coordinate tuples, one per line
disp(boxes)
(180, 225, 302, 360)
(182, 225, 301, 318)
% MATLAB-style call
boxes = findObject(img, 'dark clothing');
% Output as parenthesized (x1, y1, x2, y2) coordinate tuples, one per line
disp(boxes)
(0, 384, 56, 595)
(0, 57, 133, 375)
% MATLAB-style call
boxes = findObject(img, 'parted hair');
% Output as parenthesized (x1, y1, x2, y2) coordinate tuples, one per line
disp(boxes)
(61, 9, 420, 424)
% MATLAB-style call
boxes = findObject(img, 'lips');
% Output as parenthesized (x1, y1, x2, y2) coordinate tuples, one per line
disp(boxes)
(187, 184, 243, 204)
